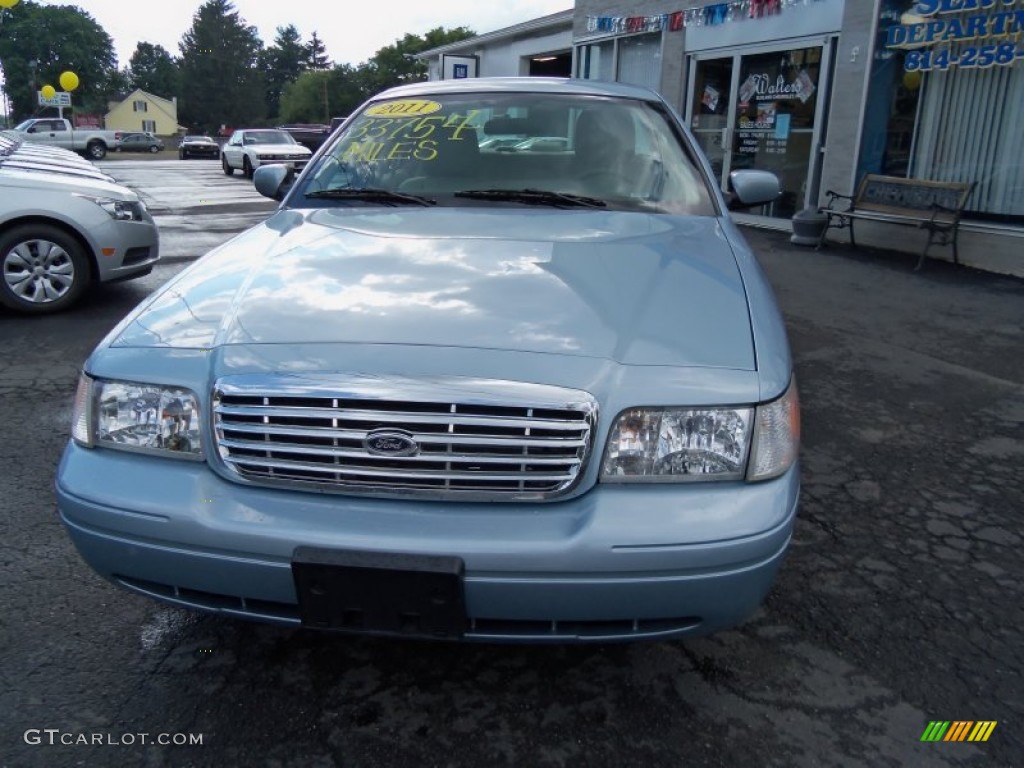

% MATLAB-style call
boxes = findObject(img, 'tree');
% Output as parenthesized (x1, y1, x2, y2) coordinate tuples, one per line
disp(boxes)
(279, 65, 363, 124)
(260, 24, 306, 121)
(354, 27, 475, 99)
(306, 31, 331, 71)
(127, 43, 179, 100)
(0, 1, 118, 121)
(177, 0, 264, 134)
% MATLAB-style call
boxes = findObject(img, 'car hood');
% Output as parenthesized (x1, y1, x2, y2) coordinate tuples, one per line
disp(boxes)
(0, 167, 136, 199)
(246, 143, 309, 154)
(109, 208, 754, 370)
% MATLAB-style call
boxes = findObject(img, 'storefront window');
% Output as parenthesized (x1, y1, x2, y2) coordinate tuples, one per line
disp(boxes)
(732, 48, 821, 218)
(690, 46, 823, 220)
(617, 33, 661, 91)
(864, 1, 1024, 223)
(577, 40, 614, 81)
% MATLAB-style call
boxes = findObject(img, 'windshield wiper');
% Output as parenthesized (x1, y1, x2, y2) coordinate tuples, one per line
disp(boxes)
(304, 188, 436, 206)
(453, 188, 606, 209)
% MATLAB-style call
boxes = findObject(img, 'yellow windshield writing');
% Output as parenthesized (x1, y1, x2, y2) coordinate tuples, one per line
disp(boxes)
(365, 100, 442, 117)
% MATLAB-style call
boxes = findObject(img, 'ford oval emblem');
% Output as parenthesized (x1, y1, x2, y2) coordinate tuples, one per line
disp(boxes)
(364, 430, 419, 457)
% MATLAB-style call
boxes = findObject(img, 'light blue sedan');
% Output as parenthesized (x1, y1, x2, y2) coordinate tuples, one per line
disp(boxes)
(57, 78, 799, 642)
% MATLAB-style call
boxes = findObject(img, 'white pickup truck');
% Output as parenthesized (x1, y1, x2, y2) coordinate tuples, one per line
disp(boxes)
(11, 118, 121, 160)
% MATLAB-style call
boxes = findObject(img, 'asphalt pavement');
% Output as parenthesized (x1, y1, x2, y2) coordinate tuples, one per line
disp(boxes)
(0, 161, 1021, 767)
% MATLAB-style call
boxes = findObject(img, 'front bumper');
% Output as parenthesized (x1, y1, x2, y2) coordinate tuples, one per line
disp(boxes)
(253, 156, 309, 172)
(56, 442, 799, 642)
(88, 214, 160, 282)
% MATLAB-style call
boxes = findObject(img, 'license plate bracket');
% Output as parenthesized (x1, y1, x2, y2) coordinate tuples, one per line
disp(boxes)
(292, 547, 466, 639)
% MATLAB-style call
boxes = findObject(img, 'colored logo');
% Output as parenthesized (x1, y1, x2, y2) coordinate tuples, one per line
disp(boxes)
(920, 721, 997, 742)
(364, 430, 419, 457)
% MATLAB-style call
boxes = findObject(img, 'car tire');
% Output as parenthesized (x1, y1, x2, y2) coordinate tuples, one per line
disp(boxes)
(87, 141, 107, 160)
(222, 155, 234, 176)
(149, 145, 159, 153)
(0, 224, 90, 314)
(242, 156, 254, 179)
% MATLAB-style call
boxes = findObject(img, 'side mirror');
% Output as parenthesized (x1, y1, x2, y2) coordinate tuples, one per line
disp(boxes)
(727, 170, 782, 210)
(253, 164, 293, 201)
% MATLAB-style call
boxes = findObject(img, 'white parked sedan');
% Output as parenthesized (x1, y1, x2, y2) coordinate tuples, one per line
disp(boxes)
(220, 129, 312, 179)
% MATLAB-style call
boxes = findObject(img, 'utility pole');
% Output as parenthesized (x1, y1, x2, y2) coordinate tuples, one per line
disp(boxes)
(322, 76, 329, 123)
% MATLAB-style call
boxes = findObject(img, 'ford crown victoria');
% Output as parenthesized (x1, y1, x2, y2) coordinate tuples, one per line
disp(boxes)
(57, 78, 799, 642)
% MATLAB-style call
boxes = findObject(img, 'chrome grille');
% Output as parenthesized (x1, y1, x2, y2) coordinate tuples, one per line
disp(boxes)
(213, 375, 597, 500)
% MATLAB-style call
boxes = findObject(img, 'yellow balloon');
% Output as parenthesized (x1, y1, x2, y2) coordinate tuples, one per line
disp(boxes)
(41, 84, 56, 99)
(0, 0, 21, 9)
(59, 71, 80, 91)
(902, 70, 922, 91)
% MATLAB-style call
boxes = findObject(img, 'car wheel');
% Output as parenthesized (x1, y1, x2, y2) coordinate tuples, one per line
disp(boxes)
(0, 224, 90, 314)
(222, 155, 234, 176)
(87, 141, 107, 160)
(242, 156, 254, 179)
(149, 145, 159, 153)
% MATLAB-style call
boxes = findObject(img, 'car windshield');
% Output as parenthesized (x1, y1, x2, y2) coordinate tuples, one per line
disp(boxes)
(185, 135, 213, 142)
(298, 91, 717, 215)
(244, 130, 295, 145)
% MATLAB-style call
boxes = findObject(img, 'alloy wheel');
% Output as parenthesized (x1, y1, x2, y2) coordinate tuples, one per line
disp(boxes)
(3, 237, 77, 305)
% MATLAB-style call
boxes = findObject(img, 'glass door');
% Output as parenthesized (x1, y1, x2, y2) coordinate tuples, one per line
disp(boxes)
(688, 41, 831, 220)
(689, 57, 737, 186)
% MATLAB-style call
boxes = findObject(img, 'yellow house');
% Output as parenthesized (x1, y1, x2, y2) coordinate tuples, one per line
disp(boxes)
(105, 88, 182, 137)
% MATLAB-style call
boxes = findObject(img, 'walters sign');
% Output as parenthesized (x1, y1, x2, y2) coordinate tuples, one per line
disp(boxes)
(886, 0, 1024, 72)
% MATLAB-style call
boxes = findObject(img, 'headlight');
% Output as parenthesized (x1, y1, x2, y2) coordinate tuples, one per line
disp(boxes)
(73, 194, 146, 221)
(71, 374, 203, 459)
(747, 379, 800, 481)
(600, 378, 799, 483)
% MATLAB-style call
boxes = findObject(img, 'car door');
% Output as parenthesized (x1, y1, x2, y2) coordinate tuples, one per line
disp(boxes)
(30, 120, 72, 150)
(223, 133, 244, 168)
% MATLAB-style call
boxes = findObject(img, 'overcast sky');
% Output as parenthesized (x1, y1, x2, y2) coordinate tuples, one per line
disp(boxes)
(56, 0, 572, 69)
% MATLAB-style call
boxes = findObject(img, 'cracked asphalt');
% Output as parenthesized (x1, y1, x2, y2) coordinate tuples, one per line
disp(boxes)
(1, 160, 1020, 767)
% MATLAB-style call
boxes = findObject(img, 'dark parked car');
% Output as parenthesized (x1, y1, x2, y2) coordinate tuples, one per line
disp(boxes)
(178, 135, 220, 160)
(117, 133, 164, 153)
(277, 124, 331, 152)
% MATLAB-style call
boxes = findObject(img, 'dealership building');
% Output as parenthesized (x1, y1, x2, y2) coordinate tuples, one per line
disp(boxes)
(419, 0, 1023, 277)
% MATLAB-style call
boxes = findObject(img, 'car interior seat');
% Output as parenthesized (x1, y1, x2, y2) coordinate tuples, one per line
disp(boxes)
(398, 125, 481, 194)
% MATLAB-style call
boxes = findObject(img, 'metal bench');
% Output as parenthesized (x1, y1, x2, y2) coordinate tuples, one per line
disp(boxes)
(817, 174, 974, 270)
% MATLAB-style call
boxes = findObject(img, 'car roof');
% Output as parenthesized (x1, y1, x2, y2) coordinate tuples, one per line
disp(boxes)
(372, 77, 664, 103)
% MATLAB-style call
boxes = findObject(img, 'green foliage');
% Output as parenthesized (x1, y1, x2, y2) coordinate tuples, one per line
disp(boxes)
(279, 66, 363, 124)
(355, 26, 475, 98)
(306, 31, 331, 71)
(0, 0, 118, 120)
(177, 0, 265, 134)
(0, 1, 478, 132)
(128, 43, 179, 100)
(261, 24, 307, 121)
